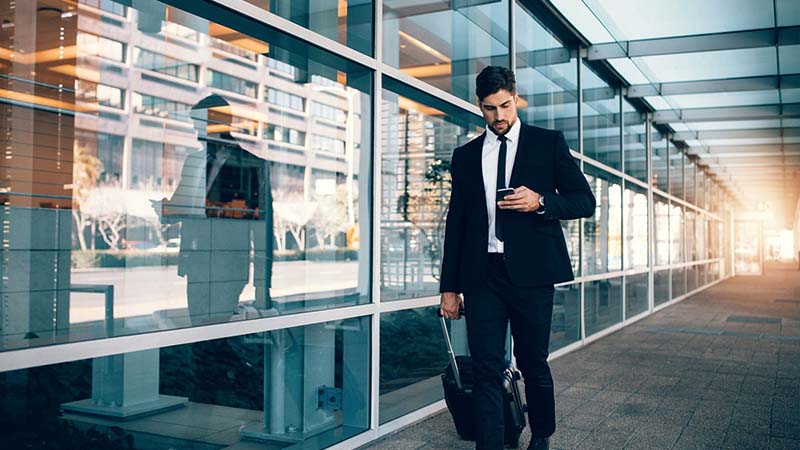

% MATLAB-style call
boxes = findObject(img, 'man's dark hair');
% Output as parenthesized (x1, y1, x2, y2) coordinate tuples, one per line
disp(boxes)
(475, 66, 516, 101)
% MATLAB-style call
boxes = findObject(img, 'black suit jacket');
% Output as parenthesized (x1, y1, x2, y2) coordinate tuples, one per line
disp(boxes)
(439, 123, 595, 293)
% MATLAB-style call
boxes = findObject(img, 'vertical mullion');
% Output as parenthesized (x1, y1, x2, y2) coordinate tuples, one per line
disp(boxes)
(620, 92, 625, 322)
(577, 49, 586, 343)
(646, 115, 654, 313)
(509, 0, 516, 73)
(371, 0, 383, 434)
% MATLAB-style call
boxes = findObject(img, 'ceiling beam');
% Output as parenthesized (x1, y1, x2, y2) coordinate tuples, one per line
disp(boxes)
(627, 74, 800, 98)
(653, 103, 800, 123)
(673, 127, 800, 141)
(587, 26, 800, 60)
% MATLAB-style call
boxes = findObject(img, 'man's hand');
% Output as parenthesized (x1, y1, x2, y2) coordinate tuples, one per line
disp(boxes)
(440, 292, 463, 320)
(498, 186, 540, 212)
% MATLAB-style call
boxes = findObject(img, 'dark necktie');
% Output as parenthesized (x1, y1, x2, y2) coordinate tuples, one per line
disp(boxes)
(495, 134, 508, 241)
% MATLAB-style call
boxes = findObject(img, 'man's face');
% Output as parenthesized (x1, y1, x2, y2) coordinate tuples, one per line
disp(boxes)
(478, 89, 519, 136)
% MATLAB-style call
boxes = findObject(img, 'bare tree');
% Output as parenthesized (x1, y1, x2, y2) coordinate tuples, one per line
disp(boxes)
(272, 188, 316, 251)
(82, 187, 128, 250)
(72, 151, 102, 251)
(310, 183, 357, 247)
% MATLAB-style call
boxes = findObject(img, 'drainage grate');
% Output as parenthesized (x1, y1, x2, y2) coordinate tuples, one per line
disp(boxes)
(774, 299, 800, 304)
(726, 315, 782, 324)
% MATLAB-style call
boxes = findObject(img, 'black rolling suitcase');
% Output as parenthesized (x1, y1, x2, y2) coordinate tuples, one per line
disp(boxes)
(439, 313, 526, 448)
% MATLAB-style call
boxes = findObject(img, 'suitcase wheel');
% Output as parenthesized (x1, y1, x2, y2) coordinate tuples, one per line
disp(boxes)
(513, 370, 521, 381)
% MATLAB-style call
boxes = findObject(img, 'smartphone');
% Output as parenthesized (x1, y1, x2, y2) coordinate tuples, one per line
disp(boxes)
(497, 187, 515, 200)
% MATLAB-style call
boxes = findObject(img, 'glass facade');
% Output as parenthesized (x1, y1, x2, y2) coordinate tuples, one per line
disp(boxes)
(0, 0, 731, 448)
(383, 0, 509, 103)
(0, 317, 371, 448)
(1, 0, 374, 351)
(584, 164, 623, 274)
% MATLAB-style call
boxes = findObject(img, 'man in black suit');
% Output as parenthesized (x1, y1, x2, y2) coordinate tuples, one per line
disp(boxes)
(439, 66, 595, 450)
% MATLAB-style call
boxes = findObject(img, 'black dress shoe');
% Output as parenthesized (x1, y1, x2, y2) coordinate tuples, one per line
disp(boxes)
(527, 437, 549, 450)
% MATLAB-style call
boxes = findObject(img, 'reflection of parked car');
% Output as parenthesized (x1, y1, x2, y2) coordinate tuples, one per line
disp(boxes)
(152, 238, 181, 253)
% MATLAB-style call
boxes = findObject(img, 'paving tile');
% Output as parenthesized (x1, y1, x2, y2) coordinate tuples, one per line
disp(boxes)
(768, 437, 800, 450)
(722, 431, 770, 450)
(731, 414, 772, 434)
(646, 407, 694, 428)
(559, 413, 608, 431)
(560, 386, 602, 401)
(591, 390, 633, 404)
(771, 420, 800, 440)
(623, 426, 683, 450)
(549, 427, 591, 450)
(574, 429, 630, 450)
(672, 428, 728, 450)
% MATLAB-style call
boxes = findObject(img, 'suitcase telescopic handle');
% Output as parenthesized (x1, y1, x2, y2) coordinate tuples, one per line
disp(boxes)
(437, 309, 465, 390)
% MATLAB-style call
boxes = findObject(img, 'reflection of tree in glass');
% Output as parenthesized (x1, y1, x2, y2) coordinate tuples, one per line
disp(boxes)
(311, 184, 358, 248)
(273, 188, 315, 252)
(396, 159, 452, 281)
(72, 151, 102, 251)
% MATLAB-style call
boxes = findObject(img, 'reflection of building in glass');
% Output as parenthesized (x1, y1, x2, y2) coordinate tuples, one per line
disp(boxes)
(69, 4, 363, 252)
(380, 95, 474, 299)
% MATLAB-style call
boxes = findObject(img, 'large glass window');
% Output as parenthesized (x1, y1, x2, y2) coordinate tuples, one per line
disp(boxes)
(207, 69, 258, 98)
(654, 268, 671, 306)
(515, 2, 579, 150)
(243, 0, 373, 56)
(134, 48, 199, 82)
(669, 146, 683, 199)
(584, 164, 623, 275)
(626, 272, 649, 318)
(0, 317, 371, 448)
(624, 183, 648, 269)
(380, 78, 484, 301)
(77, 33, 126, 62)
(672, 267, 687, 299)
(623, 100, 647, 181)
(697, 170, 707, 210)
(551, 282, 582, 351)
(380, 306, 465, 423)
(685, 209, 697, 261)
(652, 128, 669, 192)
(654, 194, 670, 266)
(684, 158, 696, 205)
(584, 277, 623, 337)
(670, 203, 685, 264)
(687, 264, 699, 293)
(268, 88, 306, 112)
(383, 0, 509, 103)
(0, 0, 373, 350)
(132, 93, 193, 121)
(583, 62, 621, 170)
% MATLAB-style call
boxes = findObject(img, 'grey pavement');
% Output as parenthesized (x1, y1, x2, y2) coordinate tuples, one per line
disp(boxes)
(360, 262, 800, 450)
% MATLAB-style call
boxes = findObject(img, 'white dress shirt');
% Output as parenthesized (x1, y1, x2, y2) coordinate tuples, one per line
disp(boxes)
(483, 119, 521, 253)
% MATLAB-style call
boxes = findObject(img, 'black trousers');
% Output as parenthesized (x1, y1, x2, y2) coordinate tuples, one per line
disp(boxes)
(464, 253, 556, 450)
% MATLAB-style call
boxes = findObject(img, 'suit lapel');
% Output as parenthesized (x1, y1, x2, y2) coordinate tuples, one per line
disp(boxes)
(509, 123, 527, 189)
(467, 132, 488, 220)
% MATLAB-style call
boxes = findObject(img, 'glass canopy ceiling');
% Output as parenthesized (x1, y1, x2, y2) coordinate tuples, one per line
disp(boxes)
(549, 0, 800, 225)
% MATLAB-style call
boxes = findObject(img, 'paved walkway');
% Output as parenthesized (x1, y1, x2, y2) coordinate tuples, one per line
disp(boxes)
(361, 262, 800, 450)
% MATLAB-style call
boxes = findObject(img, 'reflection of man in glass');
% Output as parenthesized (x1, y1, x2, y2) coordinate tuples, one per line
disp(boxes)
(157, 94, 273, 325)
